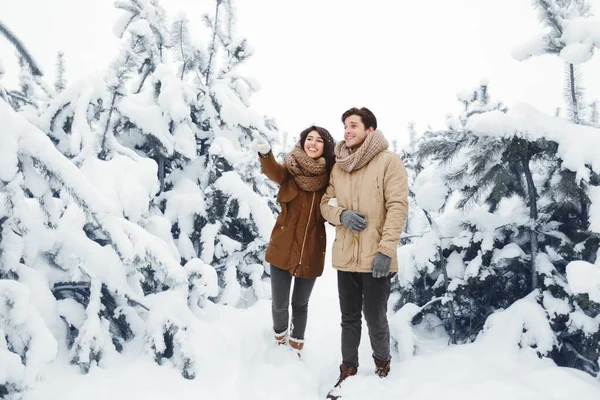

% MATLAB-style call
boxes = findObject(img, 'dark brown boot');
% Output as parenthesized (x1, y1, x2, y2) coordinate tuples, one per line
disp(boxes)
(326, 364, 358, 399)
(374, 357, 390, 378)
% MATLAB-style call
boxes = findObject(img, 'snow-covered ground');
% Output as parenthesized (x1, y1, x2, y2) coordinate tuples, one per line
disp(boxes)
(23, 227, 600, 400)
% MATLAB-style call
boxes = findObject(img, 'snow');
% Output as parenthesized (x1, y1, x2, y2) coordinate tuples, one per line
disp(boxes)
(200, 222, 221, 264)
(542, 291, 571, 318)
(80, 154, 158, 224)
(569, 310, 600, 336)
(413, 166, 449, 211)
(0, 280, 58, 389)
(0, 332, 26, 393)
(446, 250, 465, 279)
(512, 16, 600, 64)
(210, 81, 268, 133)
(491, 243, 526, 264)
(560, 17, 600, 63)
(588, 185, 600, 233)
(566, 260, 600, 304)
(163, 176, 206, 261)
(113, 10, 136, 38)
(560, 42, 595, 64)
(16, 227, 600, 400)
(467, 102, 600, 181)
(478, 292, 556, 356)
(0, 109, 19, 181)
(511, 32, 547, 61)
(464, 252, 483, 279)
(561, 17, 600, 45)
(118, 92, 174, 155)
(185, 258, 219, 311)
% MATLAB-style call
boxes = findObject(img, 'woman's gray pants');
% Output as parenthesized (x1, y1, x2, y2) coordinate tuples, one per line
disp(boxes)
(270, 264, 316, 340)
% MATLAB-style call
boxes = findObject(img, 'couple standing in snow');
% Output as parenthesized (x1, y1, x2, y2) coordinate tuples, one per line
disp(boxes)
(250, 107, 409, 398)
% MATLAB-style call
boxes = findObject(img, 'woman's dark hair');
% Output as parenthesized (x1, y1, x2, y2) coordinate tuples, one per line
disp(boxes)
(299, 125, 336, 175)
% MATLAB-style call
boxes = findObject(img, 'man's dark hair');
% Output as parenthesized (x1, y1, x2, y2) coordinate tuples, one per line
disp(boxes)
(341, 107, 377, 130)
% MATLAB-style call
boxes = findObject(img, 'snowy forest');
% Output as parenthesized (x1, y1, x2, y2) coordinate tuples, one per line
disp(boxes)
(1, 0, 600, 399)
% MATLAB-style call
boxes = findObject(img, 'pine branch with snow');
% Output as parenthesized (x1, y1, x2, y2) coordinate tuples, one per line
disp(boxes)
(54, 52, 66, 94)
(1, 97, 218, 384)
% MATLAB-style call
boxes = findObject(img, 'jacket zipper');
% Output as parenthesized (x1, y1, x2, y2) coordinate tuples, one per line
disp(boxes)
(299, 192, 316, 265)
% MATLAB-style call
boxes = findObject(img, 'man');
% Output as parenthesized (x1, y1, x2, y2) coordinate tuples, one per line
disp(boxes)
(321, 107, 408, 399)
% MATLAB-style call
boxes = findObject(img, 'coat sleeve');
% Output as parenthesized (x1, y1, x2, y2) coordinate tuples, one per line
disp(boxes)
(377, 155, 409, 258)
(258, 151, 286, 185)
(320, 168, 344, 226)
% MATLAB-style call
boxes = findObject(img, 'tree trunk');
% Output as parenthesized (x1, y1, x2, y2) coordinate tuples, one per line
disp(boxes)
(568, 63, 580, 124)
(205, 2, 222, 86)
(521, 148, 539, 290)
(99, 91, 118, 161)
(158, 154, 165, 194)
(438, 247, 457, 344)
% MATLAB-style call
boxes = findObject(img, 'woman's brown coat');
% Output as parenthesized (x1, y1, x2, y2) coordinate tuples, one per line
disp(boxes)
(259, 152, 327, 278)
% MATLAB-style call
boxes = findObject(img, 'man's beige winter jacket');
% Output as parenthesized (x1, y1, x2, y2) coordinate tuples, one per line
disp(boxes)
(320, 150, 408, 273)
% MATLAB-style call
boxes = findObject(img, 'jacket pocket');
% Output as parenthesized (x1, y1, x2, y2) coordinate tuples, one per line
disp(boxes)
(333, 225, 346, 251)
(333, 226, 353, 266)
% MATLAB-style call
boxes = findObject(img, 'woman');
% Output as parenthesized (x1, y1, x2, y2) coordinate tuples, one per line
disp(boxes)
(250, 126, 336, 357)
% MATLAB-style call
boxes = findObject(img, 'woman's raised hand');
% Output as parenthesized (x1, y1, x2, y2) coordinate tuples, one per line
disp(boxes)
(250, 134, 271, 155)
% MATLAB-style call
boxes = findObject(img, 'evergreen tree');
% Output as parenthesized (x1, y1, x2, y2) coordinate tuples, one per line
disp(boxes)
(1, 1, 229, 386)
(395, 77, 600, 376)
(513, 0, 596, 124)
(509, 1, 600, 372)
(183, 0, 278, 306)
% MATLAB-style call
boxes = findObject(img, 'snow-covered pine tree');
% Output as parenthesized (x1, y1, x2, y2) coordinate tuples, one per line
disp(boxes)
(0, 23, 61, 399)
(387, 121, 460, 353)
(507, 0, 600, 373)
(1, 1, 221, 383)
(468, 102, 600, 375)
(395, 81, 592, 358)
(110, 0, 199, 196)
(0, 103, 59, 397)
(183, 0, 278, 306)
(513, 0, 599, 124)
(392, 121, 423, 249)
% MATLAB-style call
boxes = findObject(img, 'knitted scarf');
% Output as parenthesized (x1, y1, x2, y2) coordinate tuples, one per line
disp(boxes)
(334, 130, 389, 172)
(283, 143, 329, 192)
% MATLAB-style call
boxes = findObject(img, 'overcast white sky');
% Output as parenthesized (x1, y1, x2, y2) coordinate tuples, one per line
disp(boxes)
(1, 0, 600, 144)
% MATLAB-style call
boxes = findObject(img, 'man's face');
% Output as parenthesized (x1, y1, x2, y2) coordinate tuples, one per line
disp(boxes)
(344, 115, 373, 148)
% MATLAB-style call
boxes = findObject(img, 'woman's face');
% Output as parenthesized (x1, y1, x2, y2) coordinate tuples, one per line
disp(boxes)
(303, 130, 324, 159)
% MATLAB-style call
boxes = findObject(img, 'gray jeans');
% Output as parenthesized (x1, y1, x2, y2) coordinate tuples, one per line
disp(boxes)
(270, 264, 316, 340)
(337, 270, 391, 368)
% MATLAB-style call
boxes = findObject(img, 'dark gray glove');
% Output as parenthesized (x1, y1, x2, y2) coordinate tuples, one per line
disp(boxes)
(340, 210, 367, 232)
(371, 252, 391, 278)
